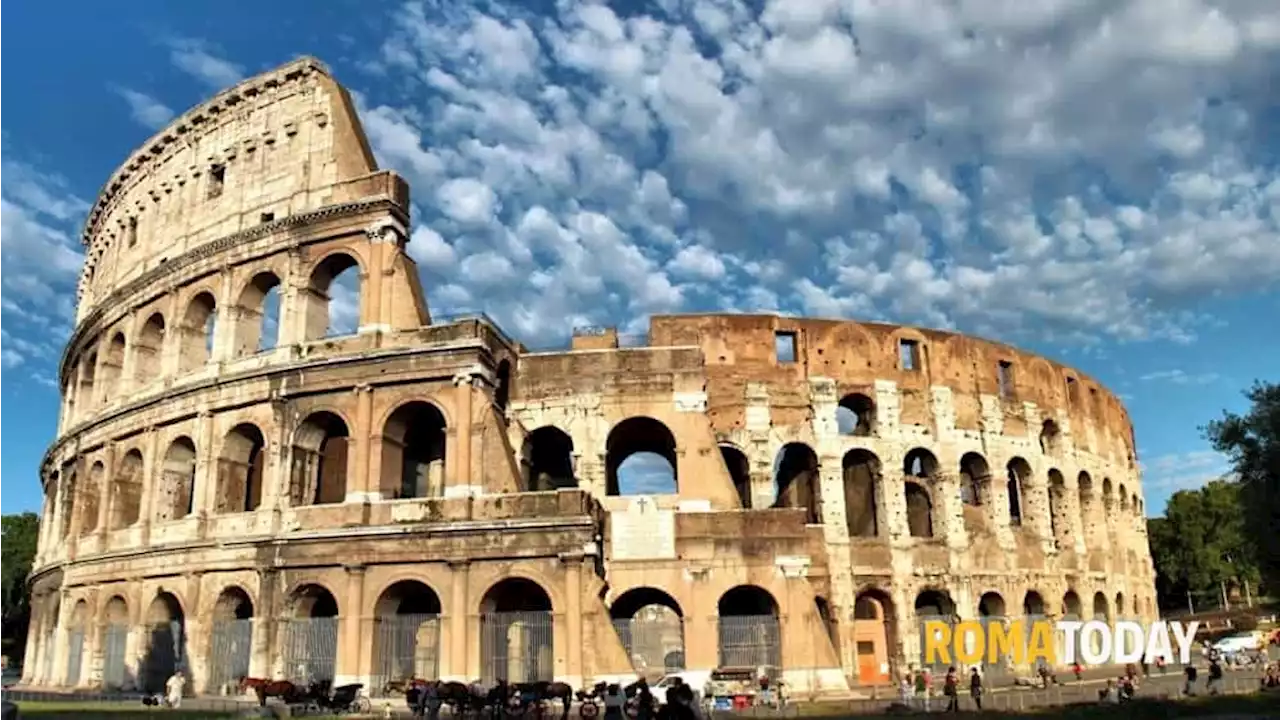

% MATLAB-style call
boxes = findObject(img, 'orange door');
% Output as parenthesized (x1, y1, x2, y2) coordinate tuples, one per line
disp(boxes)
(857, 641, 887, 684)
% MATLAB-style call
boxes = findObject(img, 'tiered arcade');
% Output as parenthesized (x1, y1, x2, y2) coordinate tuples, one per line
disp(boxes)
(23, 57, 1156, 697)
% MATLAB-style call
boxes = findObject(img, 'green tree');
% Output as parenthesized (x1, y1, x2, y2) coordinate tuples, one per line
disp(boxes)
(1147, 480, 1259, 612)
(1203, 380, 1280, 590)
(2, 512, 40, 658)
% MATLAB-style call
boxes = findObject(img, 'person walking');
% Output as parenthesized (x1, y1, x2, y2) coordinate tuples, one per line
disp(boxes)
(969, 668, 983, 710)
(914, 667, 930, 711)
(164, 670, 186, 709)
(943, 667, 959, 712)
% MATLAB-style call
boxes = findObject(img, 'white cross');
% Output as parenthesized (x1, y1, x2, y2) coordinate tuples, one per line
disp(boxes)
(635, 497, 651, 513)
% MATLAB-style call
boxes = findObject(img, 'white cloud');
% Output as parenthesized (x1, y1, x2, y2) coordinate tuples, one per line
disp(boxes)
(1138, 369, 1221, 385)
(112, 87, 175, 130)
(350, 0, 1280, 349)
(1140, 448, 1233, 504)
(166, 38, 244, 89)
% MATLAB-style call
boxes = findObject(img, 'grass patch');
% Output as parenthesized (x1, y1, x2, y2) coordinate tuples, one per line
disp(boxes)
(9, 701, 355, 720)
(784, 692, 1280, 718)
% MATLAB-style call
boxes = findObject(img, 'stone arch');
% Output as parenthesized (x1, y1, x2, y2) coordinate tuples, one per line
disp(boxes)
(852, 588, 896, 685)
(1132, 493, 1141, 515)
(719, 444, 751, 509)
(1006, 457, 1031, 526)
(843, 448, 881, 537)
(133, 313, 166, 383)
(372, 580, 444, 689)
(290, 410, 351, 506)
(1039, 419, 1061, 456)
(66, 599, 90, 686)
(101, 331, 127, 397)
(836, 393, 876, 436)
(1062, 590, 1083, 619)
(156, 436, 197, 522)
(1101, 477, 1114, 508)
(101, 593, 131, 689)
(913, 589, 956, 620)
(178, 290, 218, 372)
(283, 583, 340, 684)
(903, 448, 938, 539)
(772, 442, 821, 524)
(381, 400, 447, 499)
(233, 271, 283, 356)
(521, 426, 576, 492)
(59, 468, 77, 539)
(1047, 469, 1069, 548)
(140, 592, 186, 693)
(109, 448, 144, 530)
(1118, 484, 1129, 511)
(1091, 591, 1109, 622)
(605, 416, 678, 496)
(215, 423, 267, 514)
(78, 349, 98, 410)
(207, 586, 254, 693)
(609, 587, 686, 675)
(1022, 591, 1046, 617)
(1114, 591, 1126, 620)
(479, 578, 554, 683)
(79, 461, 105, 537)
(716, 585, 781, 668)
(959, 452, 990, 507)
(978, 592, 1007, 618)
(302, 251, 362, 340)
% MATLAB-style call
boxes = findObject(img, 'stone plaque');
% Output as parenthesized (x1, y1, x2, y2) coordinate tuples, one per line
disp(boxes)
(609, 496, 676, 560)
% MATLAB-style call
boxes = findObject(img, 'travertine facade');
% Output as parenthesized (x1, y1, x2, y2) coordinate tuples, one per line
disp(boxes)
(25, 57, 1156, 698)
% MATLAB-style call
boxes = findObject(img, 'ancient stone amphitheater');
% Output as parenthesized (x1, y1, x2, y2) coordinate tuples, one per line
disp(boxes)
(23, 57, 1156, 697)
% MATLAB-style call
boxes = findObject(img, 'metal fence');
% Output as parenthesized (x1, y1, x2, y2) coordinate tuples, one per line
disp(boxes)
(612, 615, 686, 676)
(282, 617, 340, 684)
(207, 618, 253, 693)
(718, 615, 781, 668)
(65, 628, 86, 686)
(102, 624, 129, 689)
(372, 614, 441, 694)
(480, 611, 553, 684)
(139, 621, 185, 693)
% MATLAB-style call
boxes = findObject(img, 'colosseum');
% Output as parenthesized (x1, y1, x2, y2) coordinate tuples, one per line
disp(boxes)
(23, 57, 1157, 698)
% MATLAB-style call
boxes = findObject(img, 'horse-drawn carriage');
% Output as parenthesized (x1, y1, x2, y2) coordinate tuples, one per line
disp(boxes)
(239, 677, 371, 715)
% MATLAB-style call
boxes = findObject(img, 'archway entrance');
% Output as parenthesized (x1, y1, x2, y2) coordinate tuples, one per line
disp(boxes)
(852, 590, 895, 685)
(140, 593, 185, 693)
(101, 597, 130, 690)
(207, 587, 254, 693)
(373, 581, 443, 693)
(609, 588, 685, 679)
(479, 578, 553, 683)
(914, 590, 955, 674)
(717, 586, 781, 668)
(66, 600, 88, 687)
(282, 585, 339, 684)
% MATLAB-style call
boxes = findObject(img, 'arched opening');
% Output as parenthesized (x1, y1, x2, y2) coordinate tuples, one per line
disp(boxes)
(521, 426, 576, 492)
(903, 448, 937, 540)
(58, 469, 77, 539)
(381, 401, 447, 499)
(291, 411, 350, 506)
(133, 313, 166, 383)
(772, 443, 821, 524)
(852, 589, 896, 685)
(1078, 471, 1098, 545)
(303, 253, 362, 340)
(178, 291, 218, 372)
(843, 449, 881, 537)
(373, 580, 444, 692)
(101, 596, 130, 690)
(156, 437, 197, 522)
(233, 271, 282, 356)
(1048, 469, 1069, 549)
(215, 424, 266, 514)
(978, 592, 1007, 618)
(109, 449, 144, 530)
(494, 360, 511, 413)
(914, 590, 955, 620)
(79, 462, 104, 538)
(1132, 493, 1140, 515)
(836, 393, 875, 436)
(1023, 591, 1046, 618)
(606, 417, 678, 496)
(720, 445, 751, 509)
(609, 587, 685, 678)
(66, 600, 89, 686)
(1102, 477, 1114, 509)
(78, 351, 98, 409)
(140, 592, 185, 694)
(1115, 591, 1126, 620)
(717, 586, 781, 669)
(101, 332, 126, 397)
(1118, 484, 1129, 511)
(814, 596, 840, 670)
(283, 584, 340, 684)
(1062, 590, 1083, 619)
(958, 452, 990, 507)
(479, 578, 554, 683)
(1006, 457, 1030, 526)
(207, 588, 254, 694)
(1039, 419, 1061, 455)
(1092, 592, 1110, 622)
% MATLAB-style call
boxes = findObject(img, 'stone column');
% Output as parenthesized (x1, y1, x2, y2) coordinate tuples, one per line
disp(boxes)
(444, 561, 471, 682)
(195, 410, 218, 519)
(251, 570, 279, 680)
(348, 384, 378, 502)
(561, 554, 585, 687)
(96, 443, 116, 541)
(21, 594, 44, 684)
(138, 428, 159, 545)
(338, 565, 367, 686)
(449, 371, 475, 496)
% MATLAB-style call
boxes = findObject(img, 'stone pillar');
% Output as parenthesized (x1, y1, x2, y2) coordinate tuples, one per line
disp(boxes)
(339, 565, 367, 686)
(278, 247, 306, 348)
(251, 570, 279, 680)
(444, 561, 471, 682)
(683, 568, 717, 670)
(449, 371, 476, 496)
(21, 594, 44, 684)
(138, 427, 159, 545)
(195, 410, 217, 518)
(561, 554, 585, 687)
(348, 384, 378, 502)
(96, 443, 116, 541)
(66, 456, 88, 562)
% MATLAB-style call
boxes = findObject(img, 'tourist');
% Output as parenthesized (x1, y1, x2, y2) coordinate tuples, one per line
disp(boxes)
(165, 670, 186, 709)
(942, 667, 959, 712)
(1098, 680, 1119, 704)
(913, 667, 930, 711)
(1183, 663, 1198, 696)
(1207, 655, 1224, 696)
(604, 683, 626, 720)
(897, 671, 912, 705)
(969, 668, 983, 711)
(1071, 661, 1083, 682)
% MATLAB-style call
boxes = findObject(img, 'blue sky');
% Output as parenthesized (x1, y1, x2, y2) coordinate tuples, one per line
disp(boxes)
(3, 0, 1278, 514)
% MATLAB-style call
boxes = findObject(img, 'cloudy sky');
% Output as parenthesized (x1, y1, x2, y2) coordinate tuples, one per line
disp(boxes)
(3, 0, 1277, 514)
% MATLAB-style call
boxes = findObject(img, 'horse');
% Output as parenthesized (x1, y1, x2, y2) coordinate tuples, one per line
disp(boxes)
(238, 677, 303, 707)
(513, 681, 575, 720)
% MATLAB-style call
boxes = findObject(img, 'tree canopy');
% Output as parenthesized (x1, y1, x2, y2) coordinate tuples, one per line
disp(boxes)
(2, 512, 39, 657)
(1147, 479, 1260, 611)
(1203, 380, 1280, 590)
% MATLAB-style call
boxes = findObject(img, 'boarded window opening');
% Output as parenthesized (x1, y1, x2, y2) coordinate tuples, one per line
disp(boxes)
(208, 164, 226, 199)
(774, 332, 797, 364)
(898, 339, 920, 371)
(997, 361, 1015, 400)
